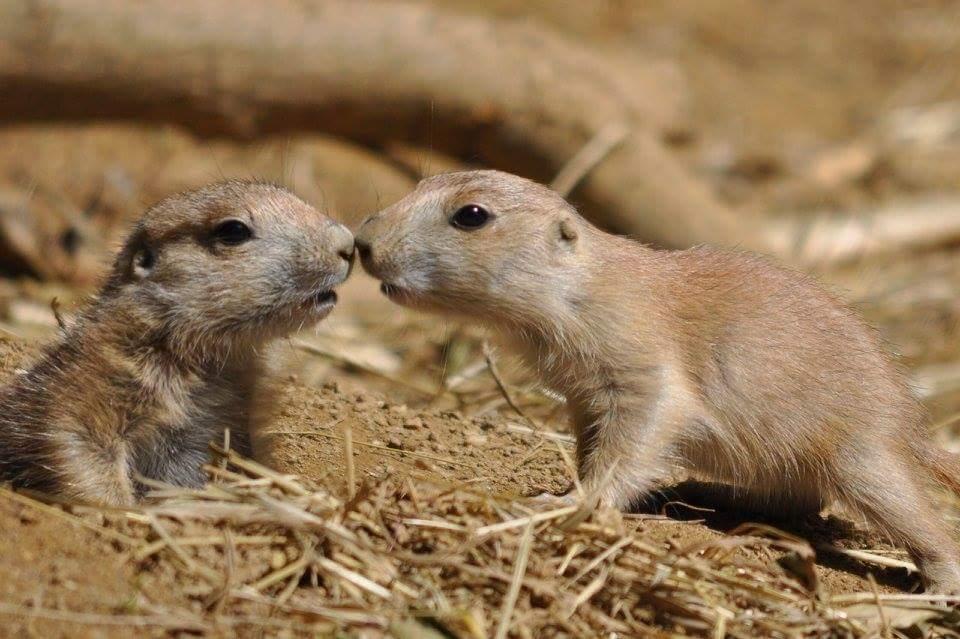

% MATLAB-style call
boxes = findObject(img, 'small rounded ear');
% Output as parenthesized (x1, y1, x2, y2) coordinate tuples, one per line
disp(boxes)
(131, 246, 156, 280)
(557, 217, 579, 246)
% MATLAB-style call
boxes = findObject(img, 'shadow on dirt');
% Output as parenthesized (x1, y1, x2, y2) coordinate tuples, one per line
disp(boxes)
(631, 480, 919, 593)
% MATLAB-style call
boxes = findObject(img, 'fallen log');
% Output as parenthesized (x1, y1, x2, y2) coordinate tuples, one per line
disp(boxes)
(0, 0, 754, 251)
(766, 197, 960, 266)
(1, 0, 957, 265)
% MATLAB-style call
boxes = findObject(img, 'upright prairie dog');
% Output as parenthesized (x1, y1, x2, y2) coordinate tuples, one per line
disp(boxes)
(0, 181, 353, 505)
(355, 169, 960, 593)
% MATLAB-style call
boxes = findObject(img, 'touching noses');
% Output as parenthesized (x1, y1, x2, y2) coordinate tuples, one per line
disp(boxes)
(354, 213, 378, 262)
(354, 236, 371, 261)
(330, 223, 354, 264)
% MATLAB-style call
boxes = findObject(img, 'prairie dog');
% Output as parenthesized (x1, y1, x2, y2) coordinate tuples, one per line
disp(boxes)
(355, 169, 960, 593)
(0, 181, 353, 505)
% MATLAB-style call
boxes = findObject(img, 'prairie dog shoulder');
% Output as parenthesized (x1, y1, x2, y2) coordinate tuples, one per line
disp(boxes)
(0, 180, 354, 504)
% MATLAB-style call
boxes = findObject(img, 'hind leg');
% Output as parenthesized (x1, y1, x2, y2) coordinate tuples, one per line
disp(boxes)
(838, 453, 960, 593)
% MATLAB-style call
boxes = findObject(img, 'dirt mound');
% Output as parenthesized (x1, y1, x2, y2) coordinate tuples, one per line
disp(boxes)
(1, 336, 954, 636)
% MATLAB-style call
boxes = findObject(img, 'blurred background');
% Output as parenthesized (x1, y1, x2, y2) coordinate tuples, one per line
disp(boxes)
(1, 0, 960, 440)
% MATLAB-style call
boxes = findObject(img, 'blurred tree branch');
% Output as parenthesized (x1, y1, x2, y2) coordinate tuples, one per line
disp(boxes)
(1, 0, 958, 264)
(0, 0, 753, 250)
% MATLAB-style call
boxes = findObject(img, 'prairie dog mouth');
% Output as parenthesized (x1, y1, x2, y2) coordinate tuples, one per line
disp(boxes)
(304, 289, 338, 315)
(380, 282, 407, 300)
(314, 290, 337, 305)
(380, 282, 431, 309)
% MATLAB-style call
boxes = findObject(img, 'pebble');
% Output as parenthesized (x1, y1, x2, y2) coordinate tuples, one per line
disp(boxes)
(466, 433, 488, 446)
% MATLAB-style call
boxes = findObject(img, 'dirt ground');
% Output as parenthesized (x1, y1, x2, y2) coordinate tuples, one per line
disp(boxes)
(0, 333, 929, 638)
(1, 0, 960, 636)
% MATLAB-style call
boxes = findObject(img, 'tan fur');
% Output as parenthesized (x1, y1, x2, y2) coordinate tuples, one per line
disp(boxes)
(0, 180, 353, 505)
(355, 169, 960, 593)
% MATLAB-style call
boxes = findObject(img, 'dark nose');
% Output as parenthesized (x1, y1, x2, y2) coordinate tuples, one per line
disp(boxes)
(354, 237, 371, 261)
(328, 222, 354, 264)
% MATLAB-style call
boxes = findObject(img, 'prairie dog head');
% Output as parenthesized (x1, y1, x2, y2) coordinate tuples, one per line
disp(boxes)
(355, 170, 589, 328)
(105, 180, 354, 358)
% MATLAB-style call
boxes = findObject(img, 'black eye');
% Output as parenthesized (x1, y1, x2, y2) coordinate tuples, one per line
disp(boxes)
(450, 205, 492, 230)
(136, 248, 155, 271)
(60, 228, 81, 255)
(212, 219, 253, 245)
(131, 246, 156, 279)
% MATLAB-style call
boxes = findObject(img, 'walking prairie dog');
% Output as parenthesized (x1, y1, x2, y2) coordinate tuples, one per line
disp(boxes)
(0, 181, 353, 505)
(355, 169, 960, 593)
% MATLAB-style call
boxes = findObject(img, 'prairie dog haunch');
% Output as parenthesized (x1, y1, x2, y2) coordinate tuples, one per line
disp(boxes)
(0, 181, 354, 505)
(355, 169, 960, 593)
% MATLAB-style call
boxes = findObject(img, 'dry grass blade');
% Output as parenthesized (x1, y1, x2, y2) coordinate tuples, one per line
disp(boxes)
(569, 567, 610, 615)
(817, 544, 917, 572)
(255, 494, 356, 544)
(403, 518, 469, 532)
(342, 419, 356, 500)
(493, 520, 535, 639)
(147, 514, 222, 584)
(867, 574, 892, 639)
(217, 447, 309, 496)
(482, 341, 539, 430)
(830, 593, 960, 605)
(230, 590, 386, 626)
(315, 556, 393, 600)
(294, 338, 437, 395)
(444, 357, 489, 390)
(569, 537, 632, 583)
(475, 505, 580, 537)
(251, 554, 312, 592)
(0, 601, 208, 630)
(505, 423, 575, 445)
